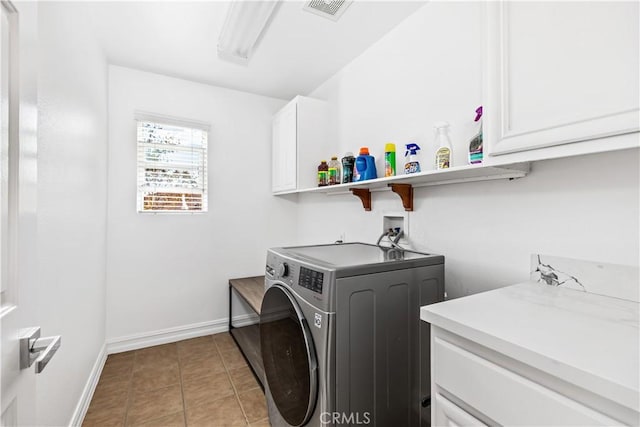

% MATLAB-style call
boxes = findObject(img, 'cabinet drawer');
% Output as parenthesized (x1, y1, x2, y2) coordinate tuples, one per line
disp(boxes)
(434, 393, 487, 427)
(433, 337, 618, 426)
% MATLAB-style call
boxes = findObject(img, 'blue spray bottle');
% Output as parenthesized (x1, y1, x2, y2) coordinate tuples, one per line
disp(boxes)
(404, 143, 421, 174)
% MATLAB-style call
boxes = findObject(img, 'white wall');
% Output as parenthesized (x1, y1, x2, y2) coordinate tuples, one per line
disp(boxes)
(312, 2, 483, 172)
(298, 1, 640, 298)
(36, 2, 109, 425)
(106, 66, 296, 342)
(297, 150, 639, 298)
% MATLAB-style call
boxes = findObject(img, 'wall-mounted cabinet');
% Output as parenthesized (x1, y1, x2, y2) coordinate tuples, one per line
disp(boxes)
(272, 96, 329, 193)
(484, 1, 639, 157)
(271, 99, 297, 193)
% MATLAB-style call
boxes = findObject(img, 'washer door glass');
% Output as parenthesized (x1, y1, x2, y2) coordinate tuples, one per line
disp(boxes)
(260, 284, 318, 427)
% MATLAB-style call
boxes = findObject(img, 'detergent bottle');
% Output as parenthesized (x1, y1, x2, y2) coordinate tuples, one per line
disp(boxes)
(341, 152, 355, 183)
(384, 143, 396, 177)
(404, 143, 421, 174)
(355, 147, 377, 181)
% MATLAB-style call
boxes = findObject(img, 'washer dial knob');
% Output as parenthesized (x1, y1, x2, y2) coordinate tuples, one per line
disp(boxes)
(277, 263, 289, 278)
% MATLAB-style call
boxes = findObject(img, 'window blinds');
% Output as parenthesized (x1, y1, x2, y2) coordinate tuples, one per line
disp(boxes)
(136, 118, 208, 212)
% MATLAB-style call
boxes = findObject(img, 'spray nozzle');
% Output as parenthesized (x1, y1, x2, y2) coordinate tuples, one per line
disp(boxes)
(433, 121, 450, 133)
(405, 143, 421, 156)
(474, 106, 483, 122)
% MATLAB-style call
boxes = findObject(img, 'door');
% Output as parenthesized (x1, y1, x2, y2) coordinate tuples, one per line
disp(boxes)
(1, 1, 39, 425)
(260, 284, 317, 427)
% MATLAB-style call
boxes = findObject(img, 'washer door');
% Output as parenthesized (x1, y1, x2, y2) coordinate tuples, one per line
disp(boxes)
(260, 284, 318, 427)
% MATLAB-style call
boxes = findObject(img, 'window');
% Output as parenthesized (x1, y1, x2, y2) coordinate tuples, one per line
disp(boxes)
(136, 115, 208, 212)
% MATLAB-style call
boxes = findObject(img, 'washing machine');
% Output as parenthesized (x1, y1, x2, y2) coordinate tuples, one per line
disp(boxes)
(260, 243, 444, 427)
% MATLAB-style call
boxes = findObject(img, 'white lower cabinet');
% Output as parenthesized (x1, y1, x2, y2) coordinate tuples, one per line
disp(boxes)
(434, 393, 486, 427)
(431, 329, 622, 426)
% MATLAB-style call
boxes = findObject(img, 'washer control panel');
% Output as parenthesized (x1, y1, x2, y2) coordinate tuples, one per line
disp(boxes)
(298, 266, 324, 294)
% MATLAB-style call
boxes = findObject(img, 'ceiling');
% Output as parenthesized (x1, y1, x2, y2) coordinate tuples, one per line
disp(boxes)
(86, 1, 426, 100)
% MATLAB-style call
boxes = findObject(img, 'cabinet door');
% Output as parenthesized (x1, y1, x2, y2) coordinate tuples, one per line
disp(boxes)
(272, 100, 297, 192)
(485, 1, 639, 156)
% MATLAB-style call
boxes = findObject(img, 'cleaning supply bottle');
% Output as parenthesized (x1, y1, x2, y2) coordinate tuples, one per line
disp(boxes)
(384, 143, 396, 177)
(434, 122, 452, 170)
(317, 160, 328, 186)
(341, 152, 355, 183)
(468, 106, 483, 165)
(328, 156, 341, 185)
(355, 147, 377, 181)
(404, 143, 421, 174)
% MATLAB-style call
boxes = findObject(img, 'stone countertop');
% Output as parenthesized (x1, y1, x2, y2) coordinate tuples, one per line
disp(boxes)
(421, 281, 639, 412)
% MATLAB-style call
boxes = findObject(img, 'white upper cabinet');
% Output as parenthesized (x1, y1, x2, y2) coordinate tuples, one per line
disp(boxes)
(484, 1, 639, 157)
(272, 96, 329, 193)
(272, 99, 297, 193)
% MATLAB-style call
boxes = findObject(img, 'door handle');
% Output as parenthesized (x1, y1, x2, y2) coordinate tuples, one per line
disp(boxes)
(32, 335, 61, 373)
(19, 327, 62, 373)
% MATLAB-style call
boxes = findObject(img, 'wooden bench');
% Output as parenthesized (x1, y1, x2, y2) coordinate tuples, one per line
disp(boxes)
(228, 276, 265, 387)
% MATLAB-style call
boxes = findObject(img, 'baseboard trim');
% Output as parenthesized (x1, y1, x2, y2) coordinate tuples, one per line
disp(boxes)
(105, 313, 259, 354)
(68, 343, 107, 427)
(71, 314, 258, 425)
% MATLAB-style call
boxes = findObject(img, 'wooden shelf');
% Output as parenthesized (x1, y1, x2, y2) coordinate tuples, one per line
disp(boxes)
(298, 162, 530, 194)
(229, 324, 264, 384)
(274, 161, 531, 210)
(229, 276, 265, 314)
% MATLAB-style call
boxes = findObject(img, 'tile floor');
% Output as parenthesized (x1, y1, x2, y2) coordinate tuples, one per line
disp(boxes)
(82, 333, 271, 426)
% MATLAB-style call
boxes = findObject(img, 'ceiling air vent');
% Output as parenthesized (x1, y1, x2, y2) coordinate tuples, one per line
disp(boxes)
(303, 0, 353, 22)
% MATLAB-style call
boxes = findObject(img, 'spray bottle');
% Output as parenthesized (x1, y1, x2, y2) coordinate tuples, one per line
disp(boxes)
(404, 143, 421, 174)
(468, 106, 483, 164)
(434, 122, 452, 170)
